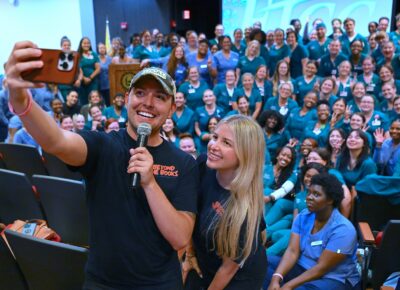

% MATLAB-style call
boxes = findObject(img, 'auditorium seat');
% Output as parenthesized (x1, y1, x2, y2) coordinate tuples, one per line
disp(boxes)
(0, 169, 45, 224)
(42, 151, 83, 181)
(358, 220, 400, 290)
(32, 175, 89, 246)
(4, 229, 88, 290)
(0, 143, 48, 179)
(0, 234, 29, 290)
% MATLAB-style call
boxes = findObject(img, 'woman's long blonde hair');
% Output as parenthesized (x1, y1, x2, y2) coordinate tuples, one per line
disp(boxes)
(212, 115, 265, 262)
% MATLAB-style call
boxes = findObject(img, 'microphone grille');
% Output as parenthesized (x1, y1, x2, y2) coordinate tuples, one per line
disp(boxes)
(137, 123, 152, 135)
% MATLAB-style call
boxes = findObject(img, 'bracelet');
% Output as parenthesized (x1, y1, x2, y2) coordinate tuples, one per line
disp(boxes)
(272, 273, 283, 281)
(8, 93, 33, 117)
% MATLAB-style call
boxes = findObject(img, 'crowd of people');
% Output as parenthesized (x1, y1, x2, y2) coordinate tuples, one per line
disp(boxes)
(2, 11, 400, 290)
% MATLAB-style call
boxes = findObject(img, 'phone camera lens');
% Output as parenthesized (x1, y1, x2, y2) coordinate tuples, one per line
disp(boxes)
(61, 61, 69, 69)
(67, 53, 73, 61)
(59, 53, 66, 61)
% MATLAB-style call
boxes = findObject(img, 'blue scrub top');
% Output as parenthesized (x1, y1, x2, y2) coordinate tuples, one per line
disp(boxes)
(186, 52, 216, 88)
(285, 108, 317, 140)
(178, 80, 209, 111)
(336, 156, 377, 188)
(213, 84, 235, 114)
(292, 208, 360, 286)
(213, 50, 239, 84)
(289, 44, 308, 79)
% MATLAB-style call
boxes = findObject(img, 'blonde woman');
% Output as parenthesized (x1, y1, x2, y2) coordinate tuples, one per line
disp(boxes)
(183, 115, 267, 289)
(235, 40, 266, 84)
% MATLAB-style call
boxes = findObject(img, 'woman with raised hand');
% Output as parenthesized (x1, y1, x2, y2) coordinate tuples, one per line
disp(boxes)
(183, 115, 267, 290)
(373, 119, 400, 176)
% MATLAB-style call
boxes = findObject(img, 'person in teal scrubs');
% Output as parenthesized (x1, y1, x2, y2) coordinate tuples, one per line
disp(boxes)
(132, 30, 160, 61)
(171, 92, 195, 135)
(213, 69, 236, 113)
(264, 82, 299, 122)
(336, 129, 377, 188)
(306, 22, 331, 60)
(375, 64, 400, 103)
(254, 65, 273, 104)
(286, 90, 318, 141)
(318, 39, 348, 77)
(231, 28, 246, 56)
(340, 17, 369, 56)
(294, 60, 320, 107)
(232, 73, 263, 119)
(286, 30, 308, 79)
(318, 77, 339, 107)
(178, 66, 209, 110)
(236, 40, 266, 80)
(359, 95, 390, 137)
(376, 41, 400, 80)
(348, 39, 368, 77)
(268, 28, 290, 77)
(357, 56, 379, 97)
(301, 100, 331, 147)
(258, 110, 290, 160)
(263, 146, 297, 248)
(77, 37, 101, 105)
(336, 60, 354, 103)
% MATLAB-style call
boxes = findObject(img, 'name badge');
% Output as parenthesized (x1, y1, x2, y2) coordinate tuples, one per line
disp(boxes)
(331, 69, 337, 75)
(340, 91, 348, 97)
(188, 88, 195, 94)
(279, 106, 288, 115)
(372, 119, 381, 126)
(118, 116, 125, 123)
(313, 128, 321, 135)
(366, 85, 374, 92)
(177, 70, 183, 74)
(311, 240, 323, 246)
(200, 64, 207, 69)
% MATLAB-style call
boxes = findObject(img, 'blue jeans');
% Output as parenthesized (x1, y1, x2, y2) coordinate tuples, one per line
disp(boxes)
(263, 255, 361, 290)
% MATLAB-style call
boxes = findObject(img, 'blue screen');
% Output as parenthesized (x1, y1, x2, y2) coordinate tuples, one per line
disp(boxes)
(223, 0, 393, 36)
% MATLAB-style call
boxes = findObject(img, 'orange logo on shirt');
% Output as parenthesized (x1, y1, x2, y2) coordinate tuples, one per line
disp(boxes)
(212, 201, 224, 216)
(153, 164, 179, 177)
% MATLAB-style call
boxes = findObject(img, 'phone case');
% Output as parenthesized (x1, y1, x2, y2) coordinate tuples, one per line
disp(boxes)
(22, 49, 80, 85)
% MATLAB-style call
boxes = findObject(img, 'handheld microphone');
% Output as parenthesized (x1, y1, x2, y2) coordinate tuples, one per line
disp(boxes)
(132, 122, 152, 188)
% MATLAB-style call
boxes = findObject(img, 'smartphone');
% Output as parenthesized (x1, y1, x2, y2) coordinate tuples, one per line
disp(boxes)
(22, 49, 80, 85)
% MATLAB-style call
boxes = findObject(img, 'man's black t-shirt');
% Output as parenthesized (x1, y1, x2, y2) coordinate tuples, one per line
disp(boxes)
(193, 157, 267, 289)
(74, 129, 199, 289)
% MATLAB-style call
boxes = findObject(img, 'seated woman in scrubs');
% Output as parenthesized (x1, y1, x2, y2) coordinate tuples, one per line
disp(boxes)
(264, 173, 361, 290)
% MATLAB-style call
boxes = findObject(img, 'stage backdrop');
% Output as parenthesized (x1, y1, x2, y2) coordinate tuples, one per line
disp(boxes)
(223, 0, 394, 37)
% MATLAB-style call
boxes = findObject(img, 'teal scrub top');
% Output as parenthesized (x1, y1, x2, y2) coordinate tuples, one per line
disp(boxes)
(178, 80, 209, 111)
(289, 44, 308, 79)
(285, 107, 317, 140)
(268, 44, 290, 77)
(232, 87, 262, 114)
(80, 51, 100, 77)
(133, 45, 160, 60)
(336, 156, 377, 188)
(236, 56, 266, 78)
(302, 121, 331, 147)
(172, 106, 195, 135)
(307, 39, 330, 60)
(213, 83, 235, 113)
(318, 53, 348, 77)
(263, 97, 299, 121)
(294, 76, 320, 107)
(340, 33, 369, 56)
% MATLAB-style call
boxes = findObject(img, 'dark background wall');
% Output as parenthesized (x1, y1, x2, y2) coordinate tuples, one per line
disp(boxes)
(93, 0, 398, 45)
(93, 0, 220, 45)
